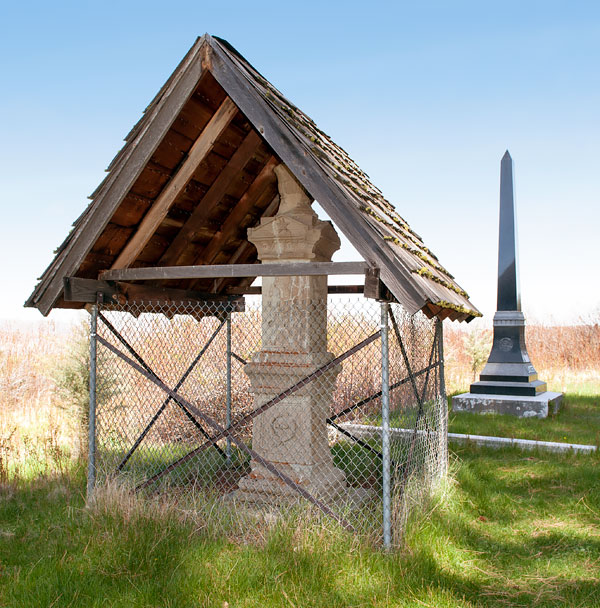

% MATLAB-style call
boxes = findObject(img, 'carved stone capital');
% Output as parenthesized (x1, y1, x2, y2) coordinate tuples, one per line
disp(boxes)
(247, 165, 340, 263)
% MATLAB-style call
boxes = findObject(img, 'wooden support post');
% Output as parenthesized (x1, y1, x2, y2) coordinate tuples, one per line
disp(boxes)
(364, 267, 395, 302)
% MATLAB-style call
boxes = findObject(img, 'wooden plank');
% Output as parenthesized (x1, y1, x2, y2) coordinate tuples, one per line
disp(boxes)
(111, 96, 239, 270)
(363, 267, 380, 300)
(447, 309, 462, 322)
(426, 302, 442, 316)
(161, 217, 185, 229)
(64, 276, 244, 308)
(100, 261, 369, 282)
(64, 277, 117, 302)
(438, 308, 453, 321)
(80, 252, 114, 268)
(421, 303, 437, 319)
(158, 129, 263, 266)
(225, 285, 365, 295)
(111, 193, 154, 227)
(31, 37, 209, 315)
(195, 155, 279, 266)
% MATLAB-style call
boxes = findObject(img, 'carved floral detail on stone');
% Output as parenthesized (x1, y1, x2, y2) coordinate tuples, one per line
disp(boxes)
(270, 415, 298, 445)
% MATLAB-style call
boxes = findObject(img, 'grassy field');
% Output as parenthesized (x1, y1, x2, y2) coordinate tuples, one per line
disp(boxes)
(0, 444, 598, 607)
(1, 319, 599, 606)
(448, 386, 600, 446)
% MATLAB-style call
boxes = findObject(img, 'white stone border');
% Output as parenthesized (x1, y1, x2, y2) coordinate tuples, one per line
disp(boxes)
(339, 424, 597, 454)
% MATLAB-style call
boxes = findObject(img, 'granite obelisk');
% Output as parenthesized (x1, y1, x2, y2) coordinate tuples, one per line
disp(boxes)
(452, 152, 562, 418)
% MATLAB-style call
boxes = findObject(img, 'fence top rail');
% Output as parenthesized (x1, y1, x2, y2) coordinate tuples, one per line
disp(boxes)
(100, 261, 370, 282)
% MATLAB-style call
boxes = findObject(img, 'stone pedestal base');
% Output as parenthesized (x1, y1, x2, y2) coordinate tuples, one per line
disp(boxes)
(233, 462, 347, 504)
(452, 392, 563, 419)
(235, 354, 347, 504)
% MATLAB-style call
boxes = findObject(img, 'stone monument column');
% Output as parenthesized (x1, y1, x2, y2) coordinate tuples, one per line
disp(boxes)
(234, 165, 347, 502)
(452, 151, 563, 417)
(473, 150, 545, 396)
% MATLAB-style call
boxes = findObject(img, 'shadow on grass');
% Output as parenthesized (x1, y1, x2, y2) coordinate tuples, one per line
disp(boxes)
(1, 446, 599, 607)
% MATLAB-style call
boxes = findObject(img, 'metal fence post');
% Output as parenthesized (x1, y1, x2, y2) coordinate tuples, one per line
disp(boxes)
(436, 318, 448, 477)
(381, 301, 391, 549)
(226, 309, 232, 465)
(87, 300, 98, 504)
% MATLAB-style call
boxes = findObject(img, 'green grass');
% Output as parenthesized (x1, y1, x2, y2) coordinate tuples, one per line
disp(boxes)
(449, 384, 600, 446)
(1, 445, 599, 607)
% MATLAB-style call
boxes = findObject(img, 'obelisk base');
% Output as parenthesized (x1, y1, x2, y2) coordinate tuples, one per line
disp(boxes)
(452, 391, 563, 419)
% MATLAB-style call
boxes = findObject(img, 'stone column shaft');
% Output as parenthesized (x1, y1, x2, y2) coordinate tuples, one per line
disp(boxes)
(235, 165, 346, 502)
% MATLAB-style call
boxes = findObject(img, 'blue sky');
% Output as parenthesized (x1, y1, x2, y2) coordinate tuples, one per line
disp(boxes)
(1, 0, 598, 323)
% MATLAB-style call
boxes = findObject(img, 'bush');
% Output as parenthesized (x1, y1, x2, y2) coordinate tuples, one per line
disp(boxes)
(463, 329, 492, 381)
(53, 320, 117, 459)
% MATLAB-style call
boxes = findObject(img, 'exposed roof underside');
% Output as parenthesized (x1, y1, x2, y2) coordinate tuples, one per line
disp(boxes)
(26, 34, 481, 322)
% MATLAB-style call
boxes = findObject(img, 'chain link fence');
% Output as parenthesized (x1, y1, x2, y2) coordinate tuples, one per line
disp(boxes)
(90, 294, 446, 547)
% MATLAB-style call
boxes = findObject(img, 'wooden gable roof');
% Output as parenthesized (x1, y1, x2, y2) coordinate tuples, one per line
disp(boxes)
(26, 34, 481, 322)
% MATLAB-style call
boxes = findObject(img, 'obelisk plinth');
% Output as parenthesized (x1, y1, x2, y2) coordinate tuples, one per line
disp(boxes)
(452, 152, 562, 418)
(234, 165, 347, 502)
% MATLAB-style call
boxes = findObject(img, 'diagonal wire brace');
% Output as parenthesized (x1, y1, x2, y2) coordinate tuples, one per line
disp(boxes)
(96, 334, 357, 532)
(136, 330, 382, 490)
(98, 313, 228, 468)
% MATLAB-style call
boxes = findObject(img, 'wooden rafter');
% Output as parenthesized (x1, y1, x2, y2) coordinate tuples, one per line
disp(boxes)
(111, 96, 239, 270)
(159, 128, 263, 266)
(194, 155, 279, 266)
(209, 194, 280, 292)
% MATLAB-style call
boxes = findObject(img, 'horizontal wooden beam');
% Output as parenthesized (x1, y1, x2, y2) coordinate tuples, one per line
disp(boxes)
(64, 277, 244, 308)
(225, 285, 365, 295)
(100, 261, 369, 282)
(363, 267, 396, 303)
(64, 277, 116, 302)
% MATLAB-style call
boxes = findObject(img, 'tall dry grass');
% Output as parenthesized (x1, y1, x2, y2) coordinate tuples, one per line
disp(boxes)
(1, 311, 599, 483)
(0, 320, 80, 482)
(444, 313, 600, 394)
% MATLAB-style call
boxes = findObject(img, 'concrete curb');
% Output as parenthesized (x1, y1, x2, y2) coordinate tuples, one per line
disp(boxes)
(338, 424, 597, 454)
(447, 432, 597, 453)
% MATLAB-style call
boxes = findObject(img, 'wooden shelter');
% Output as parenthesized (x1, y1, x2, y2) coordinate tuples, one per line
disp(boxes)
(26, 34, 480, 322)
